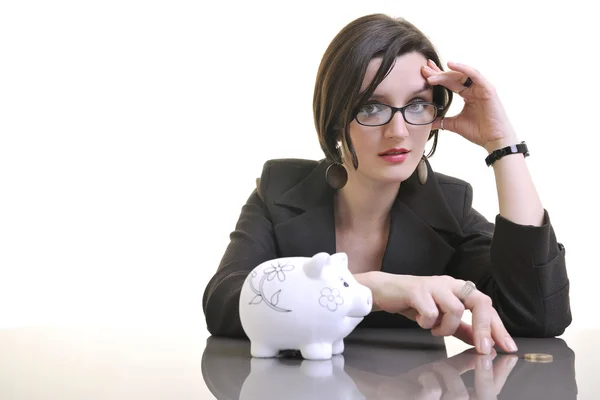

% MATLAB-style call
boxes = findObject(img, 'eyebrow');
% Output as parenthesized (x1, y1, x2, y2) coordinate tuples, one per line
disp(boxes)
(414, 81, 433, 94)
(370, 81, 433, 101)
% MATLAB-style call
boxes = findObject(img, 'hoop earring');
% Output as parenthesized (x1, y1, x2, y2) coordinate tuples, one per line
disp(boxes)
(325, 162, 348, 190)
(417, 155, 428, 185)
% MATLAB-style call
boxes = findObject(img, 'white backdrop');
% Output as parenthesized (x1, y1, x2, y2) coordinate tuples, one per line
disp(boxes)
(1, 0, 597, 333)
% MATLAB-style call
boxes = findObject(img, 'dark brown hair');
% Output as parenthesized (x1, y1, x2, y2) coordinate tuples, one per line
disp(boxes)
(313, 13, 453, 169)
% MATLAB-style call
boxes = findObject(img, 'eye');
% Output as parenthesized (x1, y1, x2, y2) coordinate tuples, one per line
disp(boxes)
(357, 103, 385, 116)
(406, 102, 426, 113)
(343, 281, 349, 287)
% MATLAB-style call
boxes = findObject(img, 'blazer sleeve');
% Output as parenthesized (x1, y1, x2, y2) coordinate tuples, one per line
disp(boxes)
(202, 167, 278, 338)
(445, 183, 572, 337)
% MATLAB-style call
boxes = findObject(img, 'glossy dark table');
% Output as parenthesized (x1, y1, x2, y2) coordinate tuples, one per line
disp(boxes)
(0, 325, 597, 399)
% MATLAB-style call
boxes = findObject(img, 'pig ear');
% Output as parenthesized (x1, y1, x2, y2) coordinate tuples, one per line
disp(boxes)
(329, 252, 348, 267)
(303, 252, 330, 279)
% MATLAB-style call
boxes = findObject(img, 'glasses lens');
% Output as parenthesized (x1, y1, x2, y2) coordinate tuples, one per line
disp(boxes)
(356, 103, 437, 126)
(404, 103, 437, 125)
(356, 104, 392, 126)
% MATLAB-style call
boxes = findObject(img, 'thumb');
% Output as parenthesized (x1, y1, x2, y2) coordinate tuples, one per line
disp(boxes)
(432, 115, 458, 132)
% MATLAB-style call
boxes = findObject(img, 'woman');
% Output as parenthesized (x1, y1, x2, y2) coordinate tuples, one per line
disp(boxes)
(202, 13, 571, 355)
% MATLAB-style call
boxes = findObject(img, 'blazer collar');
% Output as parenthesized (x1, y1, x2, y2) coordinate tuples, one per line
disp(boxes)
(274, 158, 463, 237)
(274, 160, 334, 211)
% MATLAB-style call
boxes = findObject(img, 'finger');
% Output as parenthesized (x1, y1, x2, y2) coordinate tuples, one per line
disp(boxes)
(377, 376, 424, 398)
(425, 70, 468, 94)
(444, 350, 478, 375)
(421, 64, 437, 78)
(460, 290, 495, 355)
(471, 300, 494, 355)
(431, 289, 465, 337)
(466, 387, 478, 400)
(474, 355, 495, 399)
(430, 362, 469, 398)
(416, 371, 443, 399)
(427, 59, 442, 72)
(446, 61, 491, 88)
(399, 306, 439, 330)
(445, 347, 497, 376)
(492, 355, 519, 394)
(420, 60, 443, 77)
(377, 378, 424, 399)
(421, 60, 459, 79)
(409, 294, 440, 330)
(431, 114, 461, 133)
(490, 310, 518, 353)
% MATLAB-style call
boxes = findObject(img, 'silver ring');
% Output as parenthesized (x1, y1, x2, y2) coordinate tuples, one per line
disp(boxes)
(458, 281, 476, 303)
(441, 117, 445, 130)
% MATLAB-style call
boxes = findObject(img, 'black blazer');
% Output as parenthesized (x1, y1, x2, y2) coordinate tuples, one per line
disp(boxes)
(202, 158, 572, 338)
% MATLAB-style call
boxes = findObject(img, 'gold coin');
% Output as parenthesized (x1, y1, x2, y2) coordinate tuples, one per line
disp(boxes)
(524, 353, 553, 363)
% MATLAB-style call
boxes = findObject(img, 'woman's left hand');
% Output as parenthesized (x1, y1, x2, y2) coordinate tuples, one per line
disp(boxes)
(421, 59, 518, 151)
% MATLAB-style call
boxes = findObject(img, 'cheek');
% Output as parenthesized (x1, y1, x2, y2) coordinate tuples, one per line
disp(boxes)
(347, 125, 378, 152)
(412, 128, 433, 148)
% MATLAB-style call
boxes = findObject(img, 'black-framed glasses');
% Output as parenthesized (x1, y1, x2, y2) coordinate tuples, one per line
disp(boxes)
(355, 102, 444, 127)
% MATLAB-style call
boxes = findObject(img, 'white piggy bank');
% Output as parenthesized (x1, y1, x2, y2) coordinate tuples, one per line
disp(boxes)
(239, 252, 373, 360)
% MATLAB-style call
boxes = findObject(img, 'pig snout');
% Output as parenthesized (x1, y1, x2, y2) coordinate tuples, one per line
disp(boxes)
(347, 285, 373, 317)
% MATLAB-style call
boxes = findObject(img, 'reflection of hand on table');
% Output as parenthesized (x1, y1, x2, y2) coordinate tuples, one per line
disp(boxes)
(345, 348, 518, 399)
(201, 333, 577, 400)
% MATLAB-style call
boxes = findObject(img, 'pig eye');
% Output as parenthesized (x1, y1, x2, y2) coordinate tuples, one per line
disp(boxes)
(343, 281, 349, 287)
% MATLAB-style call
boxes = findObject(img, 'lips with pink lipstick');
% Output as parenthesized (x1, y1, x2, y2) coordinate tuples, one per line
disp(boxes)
(378, 147, 410, 163)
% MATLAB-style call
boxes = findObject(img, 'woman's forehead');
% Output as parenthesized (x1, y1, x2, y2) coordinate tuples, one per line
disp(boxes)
(360, 52, 430, 97)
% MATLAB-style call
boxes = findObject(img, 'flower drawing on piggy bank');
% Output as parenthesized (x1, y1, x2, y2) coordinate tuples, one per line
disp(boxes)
(319, 288, 344, 311)
(247, 261, 295, 313)
(264, 263, 294, 282)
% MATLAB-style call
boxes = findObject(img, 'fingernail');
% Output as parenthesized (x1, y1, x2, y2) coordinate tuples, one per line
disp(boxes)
(505, 338, 518, 352)
(480, 338, 492, 354)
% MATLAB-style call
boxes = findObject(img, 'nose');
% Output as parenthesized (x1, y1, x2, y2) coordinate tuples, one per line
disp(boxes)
(384, 111, 410, 140)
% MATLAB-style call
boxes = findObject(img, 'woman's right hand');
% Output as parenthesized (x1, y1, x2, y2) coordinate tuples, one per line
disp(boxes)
(354, 272, 518, 355)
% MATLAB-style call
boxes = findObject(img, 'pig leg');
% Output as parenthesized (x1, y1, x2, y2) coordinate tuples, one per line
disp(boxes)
(250, 342, 279, 358)
(332, 339, 344, 355)
(300, 342, 333, 360)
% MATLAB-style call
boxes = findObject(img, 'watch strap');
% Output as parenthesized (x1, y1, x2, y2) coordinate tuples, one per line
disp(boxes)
(485, 141, 529, 167)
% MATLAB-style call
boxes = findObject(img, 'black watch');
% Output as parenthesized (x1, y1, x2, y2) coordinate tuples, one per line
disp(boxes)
(485, 141, 529, 167)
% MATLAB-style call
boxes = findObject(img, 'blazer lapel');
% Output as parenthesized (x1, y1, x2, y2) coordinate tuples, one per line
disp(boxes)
(382, 159, 463, 276)
(272, 160, 337, 258)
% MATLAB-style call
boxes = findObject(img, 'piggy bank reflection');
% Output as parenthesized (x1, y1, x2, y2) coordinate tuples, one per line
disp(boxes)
(239, 355, 365, 400)
(239, 252, 373, 360)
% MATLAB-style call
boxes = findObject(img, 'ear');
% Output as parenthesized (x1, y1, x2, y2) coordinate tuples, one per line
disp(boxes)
(329, 252, 348, 268)
(303, 252, 331, 279)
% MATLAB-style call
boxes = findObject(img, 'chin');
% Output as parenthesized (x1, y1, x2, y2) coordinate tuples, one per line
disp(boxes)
(378, 171, 413, 183)
(365, 167, 414, 184)
(353, 154, 420, 184)
(371, 159, 418, 183)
